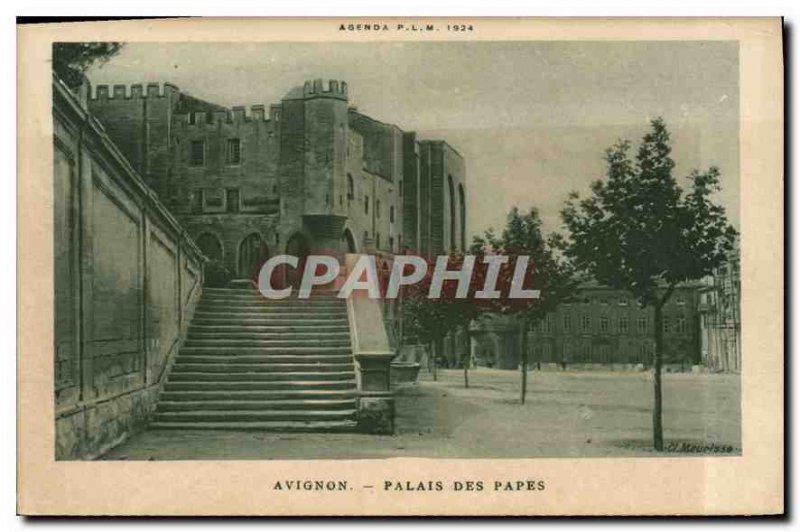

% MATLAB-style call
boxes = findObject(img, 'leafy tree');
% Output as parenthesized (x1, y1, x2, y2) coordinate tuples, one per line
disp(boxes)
(472, 207, 575, 403)
(52, 42, 124, 88)
(560, 118, 737, 450)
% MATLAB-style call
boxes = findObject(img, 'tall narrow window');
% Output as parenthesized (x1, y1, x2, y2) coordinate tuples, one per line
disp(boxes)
(581, 315, 591, 333)
(390, 205, 395, 223)
(226, 189, 240, 213)
(347, 174, 354, 200)
(193, 189, 204, 213)
(190, 140, 205, 166)
(563, 314, 572, 333)
(618, 316, 629, 334)
(226, 138, 241, 164)
(364, 195, 369, 215)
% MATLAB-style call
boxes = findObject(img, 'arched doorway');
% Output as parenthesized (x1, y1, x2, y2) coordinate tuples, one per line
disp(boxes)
(285, 233, 310, 288)
(458, 183, 466, 252)
(238, 233, 269, 280)
(343, 228, 357, 254)
(195, 232, 223, 262)
(447, 174, 456, 251)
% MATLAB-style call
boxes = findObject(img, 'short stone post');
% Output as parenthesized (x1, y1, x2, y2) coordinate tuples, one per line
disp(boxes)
(355, 352, 395, 434)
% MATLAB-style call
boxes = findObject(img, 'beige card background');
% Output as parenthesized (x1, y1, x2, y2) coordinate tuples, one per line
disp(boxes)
(17, 17, 783, 516)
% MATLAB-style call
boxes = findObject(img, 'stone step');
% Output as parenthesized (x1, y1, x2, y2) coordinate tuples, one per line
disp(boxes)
(160, 389, 357, 401)
(176, 354, 354, 364)
(193, 310, 347, 320)
(152, 409, 357, 423)
(196, 306, 346, 315)
(198, 297, 345, 305)
(183, 338, 351, 348)
(203, 288, 341, 296)
(171, 362, 355, 373)
(191, 317, 348, 326)
(157, 398, 357, 412)
(167, 371, 355, 382)
(163, 380, 356, 391)
(199, 294, 344, 304)
(178, 346, 352, 356)
(188, 324, 350, 334)
(187, 331, 351, 341)
(148, 420, 358, 432)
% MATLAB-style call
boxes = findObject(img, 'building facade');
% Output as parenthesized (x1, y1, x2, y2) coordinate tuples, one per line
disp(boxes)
(87, 79, 467, 283)
(698, 248, 741, 373)
(471, 284, 702, 370)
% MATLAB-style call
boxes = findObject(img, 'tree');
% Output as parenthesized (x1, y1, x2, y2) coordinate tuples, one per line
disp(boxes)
(472, 207, 575, 403)
(401, 253, 484, 384)
(53, 42, 124, 88)
(560, 118, 737, 450)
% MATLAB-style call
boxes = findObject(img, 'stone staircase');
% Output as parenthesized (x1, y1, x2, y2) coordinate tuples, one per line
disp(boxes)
(150, 287, 358, 432)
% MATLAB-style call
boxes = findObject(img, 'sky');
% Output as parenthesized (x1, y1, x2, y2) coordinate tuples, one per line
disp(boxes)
(87, 41, 739, 238)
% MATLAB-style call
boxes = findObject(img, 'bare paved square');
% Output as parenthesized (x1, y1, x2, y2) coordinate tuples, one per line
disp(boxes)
(100, 368, 740, 460)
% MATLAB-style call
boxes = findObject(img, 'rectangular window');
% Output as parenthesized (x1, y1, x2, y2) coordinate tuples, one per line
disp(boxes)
(389, 236, 394, 252)
(563, 314, 572, 333)
(390, 205, 395, 223)
(663, 317, 671, 333)
(544, 315, 552, 334)
(364, 195, 369, 215)
(618, 316, 629, 334)
(225, 189, 240, 213)
(599, 315, 609, 333)
(190, 140, 205, 166)
(193, 189, 204, 213)
(618, 297, 629, 306)
(638, 316, 648, 333)
(581, 315, 590, 333)
(676, 316, 687, 333)
(226, 138, 241, 164)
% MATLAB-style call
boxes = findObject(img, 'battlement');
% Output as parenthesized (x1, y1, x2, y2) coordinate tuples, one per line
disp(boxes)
(280, 79, 349, 102)
(90, 82, 179, 101)
(178, 104, 271, 126)
(304, 78, 348, 100)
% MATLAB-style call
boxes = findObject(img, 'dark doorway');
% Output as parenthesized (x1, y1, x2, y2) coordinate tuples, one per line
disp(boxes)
(285, 233, 310, 288)
(238, 233, 269, 279)
(343, 228, 357, 254)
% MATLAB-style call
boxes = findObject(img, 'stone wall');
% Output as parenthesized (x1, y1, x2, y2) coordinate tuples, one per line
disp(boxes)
(54, 77, 204, 459)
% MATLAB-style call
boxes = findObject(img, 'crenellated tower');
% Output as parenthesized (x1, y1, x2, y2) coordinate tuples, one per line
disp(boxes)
(277, 79, 350, 255)
(87, 83, 179, 195)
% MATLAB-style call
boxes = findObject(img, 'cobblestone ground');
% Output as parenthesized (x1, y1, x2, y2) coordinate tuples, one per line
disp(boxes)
(100, 367, 741, 460)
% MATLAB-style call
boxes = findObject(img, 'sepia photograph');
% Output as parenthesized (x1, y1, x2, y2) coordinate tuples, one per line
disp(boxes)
(18, 17, 783, 516)
(52, 39, 741, 461)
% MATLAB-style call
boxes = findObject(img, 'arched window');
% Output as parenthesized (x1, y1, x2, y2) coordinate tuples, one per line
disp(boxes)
(195, 232, 223, 262)
(347, 173, 354, 200)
